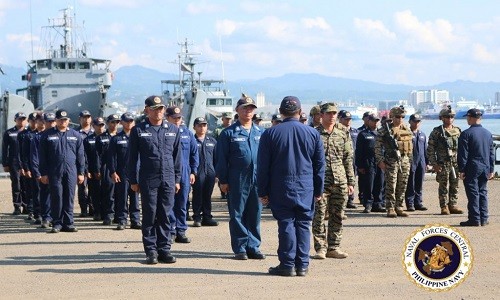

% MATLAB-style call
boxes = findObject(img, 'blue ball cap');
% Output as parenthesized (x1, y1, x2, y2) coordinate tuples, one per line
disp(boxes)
(279, 96, 301, 112)
(463, 108, 482, 118)
(166, 106, 182, 118)
(55, 109, 69, 120)
(107, 114, 120, 122)
(15, 112, 27, 120)
(43, 112, 56, 121)
(120, 113, 135, 122)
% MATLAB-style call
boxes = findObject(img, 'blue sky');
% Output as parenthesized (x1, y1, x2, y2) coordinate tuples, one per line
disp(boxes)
(1, 0, 499, 85)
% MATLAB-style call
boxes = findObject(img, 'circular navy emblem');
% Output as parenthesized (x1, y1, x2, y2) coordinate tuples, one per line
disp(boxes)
(174, 107, 181, 114)
(403, 224, 473, 291)
(61, 111, 67, 117)
(154, 97, 161, 104)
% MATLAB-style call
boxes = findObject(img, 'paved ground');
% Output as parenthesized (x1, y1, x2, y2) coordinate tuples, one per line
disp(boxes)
(0, 178, 499, 299)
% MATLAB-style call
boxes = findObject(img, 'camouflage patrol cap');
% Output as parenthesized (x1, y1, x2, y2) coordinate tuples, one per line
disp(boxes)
(389, 105, 405, 117)
(309, 105, 321, 116)
(222, 112, 233, 119)
(439, 105, 455, 117)
(320, 103, 338, 113)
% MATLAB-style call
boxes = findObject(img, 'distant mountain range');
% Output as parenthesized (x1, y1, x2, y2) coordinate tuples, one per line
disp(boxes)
(2, 64, 499, 107)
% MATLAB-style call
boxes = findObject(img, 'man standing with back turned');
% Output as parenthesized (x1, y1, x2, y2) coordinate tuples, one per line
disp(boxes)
(258, 96, 325, 276)
(457, 109, 494, 226)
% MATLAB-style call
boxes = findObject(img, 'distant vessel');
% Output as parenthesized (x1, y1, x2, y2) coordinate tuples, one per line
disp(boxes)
(4, 7, 113, 124)
(338, 103, 378, 120)
(420, 99, 485, 119)
(161, 39, 233, 132)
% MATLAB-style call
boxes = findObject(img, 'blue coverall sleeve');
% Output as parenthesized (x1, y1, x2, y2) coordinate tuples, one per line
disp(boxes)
(76, 134, 85, 175)
(173, 127, 182, 184)
(1, 130, 8, 166)
(256, 131, 271, 198)
(127, 127, 139, 185)
(39, 134, 48, 177)
(189, 132, 199, 175)
(215, 129, 230, 184)
(313, 131, 325, 197)
(30, 138, 40, 178)
(355, 134, 364, 169)
(489, 137, 495, 173)
(108, 136, 118, 175)
(457, 132, 468, 173)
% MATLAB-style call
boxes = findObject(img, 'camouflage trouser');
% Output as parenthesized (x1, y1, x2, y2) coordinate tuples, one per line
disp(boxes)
(384, 156, 410, 209)
(312, 182, 347, 252)
(435, 162, 459, 207)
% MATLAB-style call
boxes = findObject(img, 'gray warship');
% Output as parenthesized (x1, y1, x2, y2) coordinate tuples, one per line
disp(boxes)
(161, 39, 233, 132)
(1, 7, 112, 130)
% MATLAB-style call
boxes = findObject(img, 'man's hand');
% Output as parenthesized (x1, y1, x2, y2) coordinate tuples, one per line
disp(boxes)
(314, 195, 322, 202)
(220, 183, 229, 194)
(25, 170, 32, 178)
(377, 161, 386, 171)
(87, 172, 92, 179)
(358, 168, 366, 174)
(260, 196, 269, 206)
(459, 172, 465, 180)
(20, 169, 26, 177)
(94, 173, 102, 180)
(175, 183, 181, 193)
(111, 172, 121, 183)
(433, 164, 442, 173)
(189, 174, 196, 185)
(77, 175, 84, 185)
(3, 166, 10, 172)
(131, 184, 140, 193)
(40, 176, 49, 185)
(347, 185, 355, 195)
(488, 173, 494, 180)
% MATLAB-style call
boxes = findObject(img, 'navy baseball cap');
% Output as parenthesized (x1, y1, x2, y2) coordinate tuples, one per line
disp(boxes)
(34, 112, 44, 120)
(300, 112, 308, 120)
(121, 113, 134, 122)
(366, 113, 380, 121)
(409, 114, 422, 122)
(166, 106, 182, 118)
(338, 110, 353, 119)
(194, 117, 208, 125)
(272, 114, 283, 122)
(279, 96, 301, 112)
(362, 111, 371, 119)
(144, 95, 165, 109)
(79, 110, 91, 117)
(107, 114, 120, 122)
(252, 113, 263, 121)
(15, 112, 27, 120)
(463, 108, 482, 118)
(43, 112, 56, 122)
(28, 112, 37, 121)
(92, 117, 105, 125)
(55, 109, 69, 120)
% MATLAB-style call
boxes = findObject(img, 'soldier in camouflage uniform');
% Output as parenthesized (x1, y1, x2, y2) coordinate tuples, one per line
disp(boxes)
(426, 106, 464, 215)
(213, 112, 233, 140)
(312, 103, 355, 259)
(375, 106, 413, 218)
(309, 105, 322, 128)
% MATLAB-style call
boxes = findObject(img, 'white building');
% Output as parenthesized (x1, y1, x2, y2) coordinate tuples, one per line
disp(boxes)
(409, 89, 449, 106)
(256, 92, 266, 107)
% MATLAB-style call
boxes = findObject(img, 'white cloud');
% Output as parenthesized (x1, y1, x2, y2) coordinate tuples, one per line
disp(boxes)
(472, 43, 497, 64)
(394, 10, 459, 54)
(215, 19, 239, 36)
(239, 1, 293, 14)
(354, 18, 396, 40)
(108, 23, 126, 35)
(79, 0, 143, 8)
(301, 17, 331, 31)
(186, 1, 226, 15)
(6, 33, 36, 44)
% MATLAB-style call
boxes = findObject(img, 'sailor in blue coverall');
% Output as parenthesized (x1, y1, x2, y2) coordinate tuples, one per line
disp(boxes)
(166, 106, 199, 243)
(30, 112, 56, 228)
(257, 96, 325, 277)
(127, 96, 182, 265)
(108, 113, 141, 230)
(405, 114, 428, 211)
(458, 109, 495, 227)
(39, 109, 85, 233)
(216, 94, 265, 260)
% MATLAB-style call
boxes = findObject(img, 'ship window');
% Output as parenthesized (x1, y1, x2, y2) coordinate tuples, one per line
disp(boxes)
(225, 99, 232, 106)
(68, 62, 76, 69)
(52, 90, 58, 98)
(208, 99, 217, 106)
(78, 62, 90, 70)
(217, 99, 224, 106)
(54, 62, 66, 69)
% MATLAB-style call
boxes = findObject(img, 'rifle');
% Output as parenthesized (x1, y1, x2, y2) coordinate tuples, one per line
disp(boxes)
(384, 121, 403, 173)
(441, 125, 457, 179)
